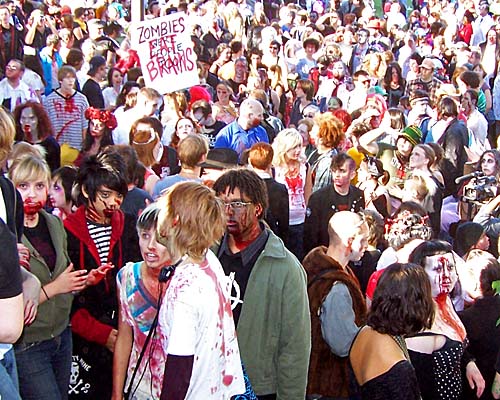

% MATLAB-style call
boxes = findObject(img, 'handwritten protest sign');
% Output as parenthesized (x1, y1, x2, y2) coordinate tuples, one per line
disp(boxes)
(131, 12, 199, 93)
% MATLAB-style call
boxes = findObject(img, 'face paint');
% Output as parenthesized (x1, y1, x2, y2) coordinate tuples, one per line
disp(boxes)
(249, 117, 262, 128)
(23, 200, 43, 215)
(17, 181, 47, 216)
(85, 187, 124, 223)
(218, 187, 261, 250)
(424, 253, 458, 298)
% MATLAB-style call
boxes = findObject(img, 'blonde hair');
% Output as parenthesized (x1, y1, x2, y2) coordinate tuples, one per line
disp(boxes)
(157, 182, 226, 261)
(403, 175, 429, 203)
(178, 134, 208, 168)
(361, 53, 387, 80)
(9, 142, 45, 167)
(403, 172, 438, 214)
(0, 107, 16, 164)
(272, 128, 304, 167)
(9, 153, 51, 187)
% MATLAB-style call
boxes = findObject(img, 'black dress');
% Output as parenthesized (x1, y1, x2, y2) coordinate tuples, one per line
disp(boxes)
(361, 360, 421, 400)
(408, 333, 464, 400)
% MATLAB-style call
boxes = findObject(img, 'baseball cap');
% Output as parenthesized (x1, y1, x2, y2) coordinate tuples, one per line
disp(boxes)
(419, 58, 435, 70)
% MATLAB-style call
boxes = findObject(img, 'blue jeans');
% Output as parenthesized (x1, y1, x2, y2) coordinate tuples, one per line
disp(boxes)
(15, 326, 72, 400)
(0, 347, 21, 400)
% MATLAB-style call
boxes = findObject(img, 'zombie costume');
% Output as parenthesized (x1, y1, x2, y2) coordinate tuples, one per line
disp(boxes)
(158, 251, 245, 399)
(64, 206, 140, 399)
(43, 90, 89, 151)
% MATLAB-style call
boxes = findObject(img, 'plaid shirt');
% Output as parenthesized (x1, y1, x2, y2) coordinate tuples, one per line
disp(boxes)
(405, 76, 443, 107)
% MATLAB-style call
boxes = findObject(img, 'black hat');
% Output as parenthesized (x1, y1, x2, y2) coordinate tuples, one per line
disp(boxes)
(201, 148, 238, 170)
(88, 55, 106, 76)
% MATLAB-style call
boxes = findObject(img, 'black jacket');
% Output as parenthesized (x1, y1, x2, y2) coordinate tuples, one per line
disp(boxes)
(263, 177, 289, 246)
(438, 118, 468, 196)
(304, 185, 364, 255)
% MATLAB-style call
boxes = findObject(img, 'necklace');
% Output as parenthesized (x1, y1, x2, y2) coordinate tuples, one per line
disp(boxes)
(391, 335, 410, 360)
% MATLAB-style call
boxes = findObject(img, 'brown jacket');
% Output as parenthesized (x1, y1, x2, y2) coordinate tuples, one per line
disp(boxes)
(303, 246, 367, 398)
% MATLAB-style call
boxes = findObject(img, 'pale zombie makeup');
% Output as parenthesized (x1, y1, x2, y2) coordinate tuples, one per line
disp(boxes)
(112, 70, 123, 87)
(139, 227, 171, 269)
(85, 186, 124, 223)
(409, 147, 428, 170)
(49, 178, 66, 209)
(297, 123, 310, 146)
(176, 118, 194, 140)
(424, 253, 458, 298)
(348, 225, 369, 262)
(481, 152, 497, 176)
(20, 107, 38, 138)
(89, 119, 105, 138)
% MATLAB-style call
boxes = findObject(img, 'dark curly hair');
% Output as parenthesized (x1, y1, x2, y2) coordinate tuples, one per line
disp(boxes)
(212, 168, 269, 218)
(75, 152, 128, 206)
(13, 101, 54, 143)
(368, 263, 434, 336)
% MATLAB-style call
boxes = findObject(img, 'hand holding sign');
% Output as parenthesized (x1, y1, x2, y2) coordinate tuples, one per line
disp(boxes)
(131, 12, 199, 93)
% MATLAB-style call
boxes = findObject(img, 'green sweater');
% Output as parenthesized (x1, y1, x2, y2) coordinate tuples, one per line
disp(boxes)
(18, 210, 73, 344)
(231, 230, 311, 399)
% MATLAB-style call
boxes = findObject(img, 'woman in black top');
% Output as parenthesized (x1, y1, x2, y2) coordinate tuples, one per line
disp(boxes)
(350, 262, 434, 400)
(382, 62, 406, 108)
(407, 240, 486, 400)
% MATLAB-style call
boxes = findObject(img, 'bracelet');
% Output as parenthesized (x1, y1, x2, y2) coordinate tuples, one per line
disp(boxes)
(41, 286, 50, 300)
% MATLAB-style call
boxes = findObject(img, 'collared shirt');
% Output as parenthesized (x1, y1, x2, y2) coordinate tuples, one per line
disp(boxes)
(405, 76, 443, 107)
(214, 120, 269, 159)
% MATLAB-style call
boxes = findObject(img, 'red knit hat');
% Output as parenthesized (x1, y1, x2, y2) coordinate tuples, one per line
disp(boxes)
(188, 86, 211, 111)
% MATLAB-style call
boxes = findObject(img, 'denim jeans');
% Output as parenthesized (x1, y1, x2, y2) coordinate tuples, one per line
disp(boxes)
(0, 346, 21, 400)
(14, 326, 72, 400)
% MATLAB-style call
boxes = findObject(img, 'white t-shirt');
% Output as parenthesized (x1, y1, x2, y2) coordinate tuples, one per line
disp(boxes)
(159, 251, 245, 399)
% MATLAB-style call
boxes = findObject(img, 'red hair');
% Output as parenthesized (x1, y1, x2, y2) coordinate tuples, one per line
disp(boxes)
(332, 109, 352, 133)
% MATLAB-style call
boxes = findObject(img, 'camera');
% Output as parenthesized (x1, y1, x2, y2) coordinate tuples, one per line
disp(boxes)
(462, 175, 497, 203)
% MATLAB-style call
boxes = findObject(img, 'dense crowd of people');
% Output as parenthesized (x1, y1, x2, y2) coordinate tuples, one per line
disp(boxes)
(1, 0, 500, 399)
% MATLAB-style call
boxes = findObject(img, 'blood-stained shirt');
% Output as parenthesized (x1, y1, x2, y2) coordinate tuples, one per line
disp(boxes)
(43, 90, 89, 150)
(158, 250, 245, 399)
(117, 262, 166, 400)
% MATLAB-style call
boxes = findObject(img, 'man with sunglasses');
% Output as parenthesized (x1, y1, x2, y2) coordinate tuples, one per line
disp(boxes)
(213, 169, 311, 400)
(346, 70, 370, 113)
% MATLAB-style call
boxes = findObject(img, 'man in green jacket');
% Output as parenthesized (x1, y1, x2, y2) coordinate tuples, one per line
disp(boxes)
(213, 169, 311, 400)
